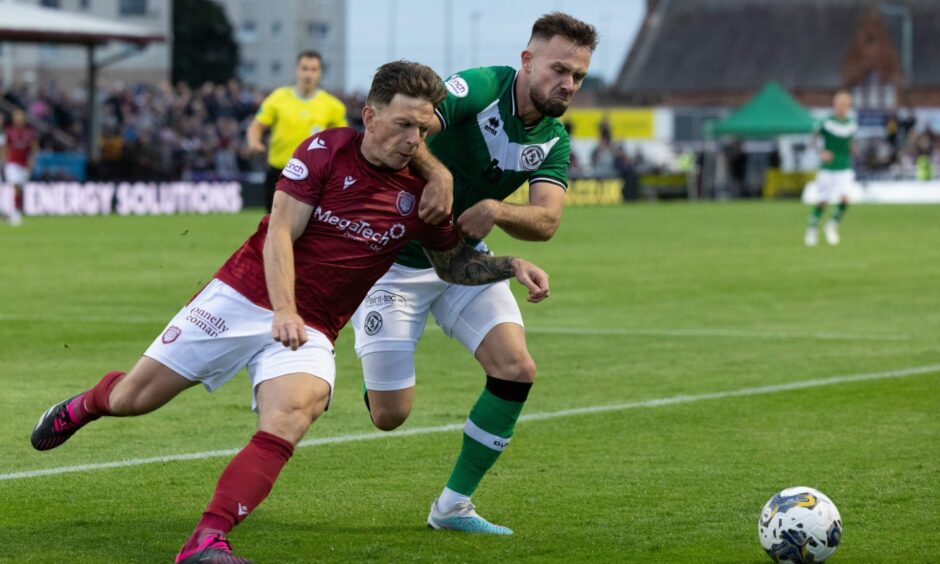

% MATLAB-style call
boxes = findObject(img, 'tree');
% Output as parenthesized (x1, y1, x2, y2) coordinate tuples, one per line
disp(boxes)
(172, 0, 239, 86)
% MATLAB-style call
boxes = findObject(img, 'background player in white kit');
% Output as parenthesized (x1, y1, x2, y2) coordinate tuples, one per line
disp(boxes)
(29, 61, 549, 564)
(803, 90, 858, 246)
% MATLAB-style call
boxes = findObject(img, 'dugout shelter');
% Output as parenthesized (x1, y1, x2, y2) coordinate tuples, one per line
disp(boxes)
(0, 2, 165, 162)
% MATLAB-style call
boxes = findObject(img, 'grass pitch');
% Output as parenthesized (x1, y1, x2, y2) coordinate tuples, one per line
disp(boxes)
(1, 201, 938, 562)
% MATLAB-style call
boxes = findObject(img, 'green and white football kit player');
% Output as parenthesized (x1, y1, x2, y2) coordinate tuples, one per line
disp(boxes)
(352, 60, 580, 534)
(804, 94, 858, 246)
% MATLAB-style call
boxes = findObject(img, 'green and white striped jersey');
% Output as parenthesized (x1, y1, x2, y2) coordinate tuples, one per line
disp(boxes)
(396, 66, 571, 268)
(818, 115, 857, 171)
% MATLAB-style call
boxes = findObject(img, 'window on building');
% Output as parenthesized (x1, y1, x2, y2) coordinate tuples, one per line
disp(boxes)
(239, 20, 257, 43)
(79, 0, 91, 9)
(307, 21, 330, 43)
(119, 0, 147, 16)
(241, 61, 256, 79)
(272, 21, 282, 37)
(271, 61, 282, 75)
(40, 0, 60, 8)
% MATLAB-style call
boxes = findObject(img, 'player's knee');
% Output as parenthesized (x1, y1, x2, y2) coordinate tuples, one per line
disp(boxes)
(370, 406, 410, 431)
(266, 403, 324, 444)
(264, 392, 329, 444)
(495, 353, 536, 383)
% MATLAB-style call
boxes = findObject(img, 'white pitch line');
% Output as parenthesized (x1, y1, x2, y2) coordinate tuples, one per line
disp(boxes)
(2, 363, 937, 482)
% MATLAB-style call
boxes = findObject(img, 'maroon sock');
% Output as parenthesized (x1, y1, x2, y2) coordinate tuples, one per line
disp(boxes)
(80, 371, 125, 417)
(181, 431, 295, 552)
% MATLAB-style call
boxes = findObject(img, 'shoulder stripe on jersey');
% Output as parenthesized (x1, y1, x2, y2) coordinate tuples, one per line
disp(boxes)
(511, 71, 518, 117)
(434, 108, 447, 131)
(530, 176, 568, 191)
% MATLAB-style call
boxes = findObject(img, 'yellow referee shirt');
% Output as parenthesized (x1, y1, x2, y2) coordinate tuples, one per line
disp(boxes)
(255, 87, 348, 168)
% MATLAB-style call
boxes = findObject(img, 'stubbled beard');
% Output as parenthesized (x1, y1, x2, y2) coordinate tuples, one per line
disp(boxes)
(530, 88, 568, 118)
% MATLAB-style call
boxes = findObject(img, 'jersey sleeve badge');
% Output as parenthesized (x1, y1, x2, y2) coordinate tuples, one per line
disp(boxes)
(445, 75, 470, 98)
(283, 158, 309, 180)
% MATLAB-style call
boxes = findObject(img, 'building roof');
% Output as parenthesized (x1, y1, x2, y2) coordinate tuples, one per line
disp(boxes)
(613, 0, 940, 102)
(0, 2, 164, 45)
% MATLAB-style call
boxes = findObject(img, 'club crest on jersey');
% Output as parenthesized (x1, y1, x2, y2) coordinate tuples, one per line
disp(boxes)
(445, 75, 469, 98)
(283, 158, 308, 180)
(396, 191, 416, 216)
(161, 325, 182, 344)
(520, 145, 546, 171)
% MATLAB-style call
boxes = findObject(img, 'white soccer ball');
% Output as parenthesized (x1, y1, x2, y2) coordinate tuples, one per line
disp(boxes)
(758, 486, 843, 563)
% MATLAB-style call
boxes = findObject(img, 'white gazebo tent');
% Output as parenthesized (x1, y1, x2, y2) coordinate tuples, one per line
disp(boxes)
(0, 2, 165, 161)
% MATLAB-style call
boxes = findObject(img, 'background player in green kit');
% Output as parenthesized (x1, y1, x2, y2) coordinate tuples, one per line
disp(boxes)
(804, 90, 858, 246)
(351, 12, 597, 534)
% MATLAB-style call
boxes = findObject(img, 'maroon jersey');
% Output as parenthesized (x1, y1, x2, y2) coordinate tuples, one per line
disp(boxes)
(216, 128, 459, 342)
(3, 126, 37, 166)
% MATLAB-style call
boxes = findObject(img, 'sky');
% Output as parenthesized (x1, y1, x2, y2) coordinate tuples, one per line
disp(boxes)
(344, 0, 646, 93)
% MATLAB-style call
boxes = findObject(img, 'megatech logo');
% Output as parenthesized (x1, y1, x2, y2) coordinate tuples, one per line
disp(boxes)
(313, 206, 406, 251)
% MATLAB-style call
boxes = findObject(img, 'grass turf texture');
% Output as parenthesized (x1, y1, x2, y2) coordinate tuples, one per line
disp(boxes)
(0, 201, 938, 562)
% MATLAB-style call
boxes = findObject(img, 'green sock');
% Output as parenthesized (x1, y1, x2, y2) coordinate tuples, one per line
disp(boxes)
(808, 206, 824, 228)
(831, 202, 847, 222)
(445, 377, 532, 496)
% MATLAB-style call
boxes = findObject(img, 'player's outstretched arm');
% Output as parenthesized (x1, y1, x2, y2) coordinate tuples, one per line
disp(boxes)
(457, 181, 565, 241)
(425, 246, 549, 303)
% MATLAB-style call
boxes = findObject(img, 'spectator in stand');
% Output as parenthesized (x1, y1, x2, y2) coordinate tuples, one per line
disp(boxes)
(247, 50, 348, 212)
(914, 131, 934, 180)
(591, 130, 618, 177)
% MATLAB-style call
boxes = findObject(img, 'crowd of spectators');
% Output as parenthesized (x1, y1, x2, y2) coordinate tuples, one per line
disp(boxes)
(3, 80, 939, 184)
(1, 79, 366, 182)
(856, 111, 939, 180)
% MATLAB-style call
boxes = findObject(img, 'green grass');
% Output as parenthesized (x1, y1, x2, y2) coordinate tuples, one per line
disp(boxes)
(0, 201, 938, 563)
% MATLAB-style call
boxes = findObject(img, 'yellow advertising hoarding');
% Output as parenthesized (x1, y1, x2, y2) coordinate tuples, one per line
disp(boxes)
(565, 108, 655, 140)
(505, 179, 623, 206)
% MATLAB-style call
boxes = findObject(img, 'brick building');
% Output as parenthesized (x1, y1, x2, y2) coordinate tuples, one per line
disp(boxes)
(612, 0, 940, 109)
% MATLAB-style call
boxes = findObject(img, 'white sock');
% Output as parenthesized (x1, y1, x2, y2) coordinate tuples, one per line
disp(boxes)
(437, 487, 470, 512)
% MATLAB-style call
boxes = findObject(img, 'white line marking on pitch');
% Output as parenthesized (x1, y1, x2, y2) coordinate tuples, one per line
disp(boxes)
(2, 363, 937, 482)
(0, 314, 918, 341)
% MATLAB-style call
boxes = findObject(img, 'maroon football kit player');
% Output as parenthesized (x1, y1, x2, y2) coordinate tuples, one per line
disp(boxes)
(29, 61, 550, 564)
(215, 128, 459, 344)
(2, 112, 35, 224)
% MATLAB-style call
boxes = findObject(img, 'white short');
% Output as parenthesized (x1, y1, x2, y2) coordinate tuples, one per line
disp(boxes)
(3, 163, 30, 186)
(351, 263, 523, 390)
(802, 169, 861, 204)
(144, 279, 336, 410)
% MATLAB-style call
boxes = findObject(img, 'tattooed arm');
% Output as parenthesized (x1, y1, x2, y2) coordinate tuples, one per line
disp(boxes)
(425, 245, 550, 303)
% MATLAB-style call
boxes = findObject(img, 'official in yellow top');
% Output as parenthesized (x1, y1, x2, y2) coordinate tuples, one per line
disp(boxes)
(247, 49, 347, 211)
